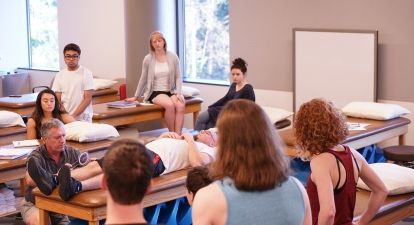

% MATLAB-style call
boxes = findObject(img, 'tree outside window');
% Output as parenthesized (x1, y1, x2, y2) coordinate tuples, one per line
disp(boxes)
(181, 0, 229, 84)
(28, 0, 58, 70)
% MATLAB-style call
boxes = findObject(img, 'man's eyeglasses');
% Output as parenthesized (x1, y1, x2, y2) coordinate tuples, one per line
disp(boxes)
(64, 54, 80, 60)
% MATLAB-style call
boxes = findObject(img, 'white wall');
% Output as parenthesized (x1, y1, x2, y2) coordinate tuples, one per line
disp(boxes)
(0, 0, 29, 71)
(57, 0, 125, 80)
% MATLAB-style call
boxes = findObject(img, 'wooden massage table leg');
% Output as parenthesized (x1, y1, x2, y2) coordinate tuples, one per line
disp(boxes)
(39, 208, 49, 225)
(19, 178, 25, 196)
(399, 134, 406, 145)
(193, 111, 199, 127)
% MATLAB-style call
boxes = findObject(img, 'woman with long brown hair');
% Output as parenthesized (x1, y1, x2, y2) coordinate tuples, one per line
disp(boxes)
(192, 99, 311, 225)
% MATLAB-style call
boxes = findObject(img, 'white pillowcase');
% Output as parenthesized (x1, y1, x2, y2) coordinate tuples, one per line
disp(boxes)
(64, 121, 119, 142)
(342, 102, 410, 120)
(93, 78, 118, 90)
(181, 86, 200, 97)
(261, 106, 293, 123)
(0, 111, 26, 127)
(357, 163, 414, 195)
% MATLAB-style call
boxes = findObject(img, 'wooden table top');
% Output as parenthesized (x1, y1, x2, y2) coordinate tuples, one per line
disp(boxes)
(279, 117, 411, 146)
(0, 89, 118, 108)
(92, 97, 203, 120)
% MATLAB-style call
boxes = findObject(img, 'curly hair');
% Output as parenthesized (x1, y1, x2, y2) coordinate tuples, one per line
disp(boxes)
(293, 98, 348, 160)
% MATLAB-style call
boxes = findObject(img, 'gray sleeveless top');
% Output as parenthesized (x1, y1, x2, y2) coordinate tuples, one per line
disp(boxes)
(217, 176, 306, 225)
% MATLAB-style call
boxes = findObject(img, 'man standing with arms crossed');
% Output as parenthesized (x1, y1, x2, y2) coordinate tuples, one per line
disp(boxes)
(52, 43, 94, 122)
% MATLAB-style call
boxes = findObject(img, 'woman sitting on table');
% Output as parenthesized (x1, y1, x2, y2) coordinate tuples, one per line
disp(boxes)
(125, 31, 185, 134)
(194, 58, 255, 130)
(294, 98, 388, 225)
(27, 88, 75, 139)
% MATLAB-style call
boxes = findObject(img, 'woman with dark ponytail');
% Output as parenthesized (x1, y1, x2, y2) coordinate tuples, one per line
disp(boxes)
(195, 58, 255, 130)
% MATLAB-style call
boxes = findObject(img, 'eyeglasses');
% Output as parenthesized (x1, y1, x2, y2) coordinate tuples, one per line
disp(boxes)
(64, 54, 80, 60)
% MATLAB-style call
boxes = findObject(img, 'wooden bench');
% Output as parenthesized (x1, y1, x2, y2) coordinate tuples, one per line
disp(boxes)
(33, 169, 189, 225)
(92, 97, 203, 127)
(0, 88, 119, 116)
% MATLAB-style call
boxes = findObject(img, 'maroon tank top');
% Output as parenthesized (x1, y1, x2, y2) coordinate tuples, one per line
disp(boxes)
(306, 146, 359, 225)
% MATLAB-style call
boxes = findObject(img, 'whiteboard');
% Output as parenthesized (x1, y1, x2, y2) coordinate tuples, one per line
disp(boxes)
(293, 29, 377, 111)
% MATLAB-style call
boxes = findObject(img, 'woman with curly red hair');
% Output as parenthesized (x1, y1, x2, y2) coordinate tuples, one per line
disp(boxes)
(294, 98, 388, 225)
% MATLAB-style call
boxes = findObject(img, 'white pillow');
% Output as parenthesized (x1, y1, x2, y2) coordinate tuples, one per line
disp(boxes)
(261, 106, 293, 123)
(64, 121, 119, 142)
(181, 86, 200, 97)
(93, 78, 118, 90)
(342, 102, 410, 120)
(0, 111, 26, 127)
(357, 163, 414, 195)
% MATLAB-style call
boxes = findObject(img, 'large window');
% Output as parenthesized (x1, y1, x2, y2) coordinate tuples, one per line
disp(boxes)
(179, 0, 229, 84)
(27, 0, 59, 70)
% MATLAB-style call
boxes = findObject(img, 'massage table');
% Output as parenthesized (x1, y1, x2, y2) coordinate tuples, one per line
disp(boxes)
(0, 127, 139, 192)
(33, 170, 414, 225)
(0, 89, 119, 116)
(0, 126, 26, 146)
(32, 117, 412, 225)
(33, 169, 189, 225)
(92, 97, 203, 127)
(354, 190, 414, 225)
(280, 117, 410, 157)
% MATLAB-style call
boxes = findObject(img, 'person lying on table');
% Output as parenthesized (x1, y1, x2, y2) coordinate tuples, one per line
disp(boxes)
(41, 128, 218, 201)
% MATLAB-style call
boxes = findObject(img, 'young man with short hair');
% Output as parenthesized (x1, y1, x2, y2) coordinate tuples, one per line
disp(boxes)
(52, 43, 94, 122)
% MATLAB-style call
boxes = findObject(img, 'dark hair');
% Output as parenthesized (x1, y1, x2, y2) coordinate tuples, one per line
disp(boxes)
(63, 43, 81, 55)
(40, 118, 64, 138)
(231, 58, 247, 74)
(211, 99, 289, 191)
(32, 89, 66, 139)
(103, 139, 154, 205)
(186, 166, 212, 195)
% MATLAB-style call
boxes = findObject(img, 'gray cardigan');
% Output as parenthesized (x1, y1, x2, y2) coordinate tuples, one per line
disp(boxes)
(134, 51, 182, 101)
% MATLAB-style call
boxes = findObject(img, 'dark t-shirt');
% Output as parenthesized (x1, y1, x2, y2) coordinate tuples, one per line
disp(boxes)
(208, 83, 255, 124)
(25, 144, 81, 203)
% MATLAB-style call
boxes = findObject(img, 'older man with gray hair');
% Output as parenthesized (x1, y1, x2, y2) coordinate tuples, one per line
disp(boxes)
(22, 118, 81, 225)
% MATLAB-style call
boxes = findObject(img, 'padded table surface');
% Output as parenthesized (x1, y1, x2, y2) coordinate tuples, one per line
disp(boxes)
(0, 89, 118, 116)
(92, 97, 203, 127)
(279, 117, 410, 148)
(33, 171, 414, 225)
(0, 126, 27, 148)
